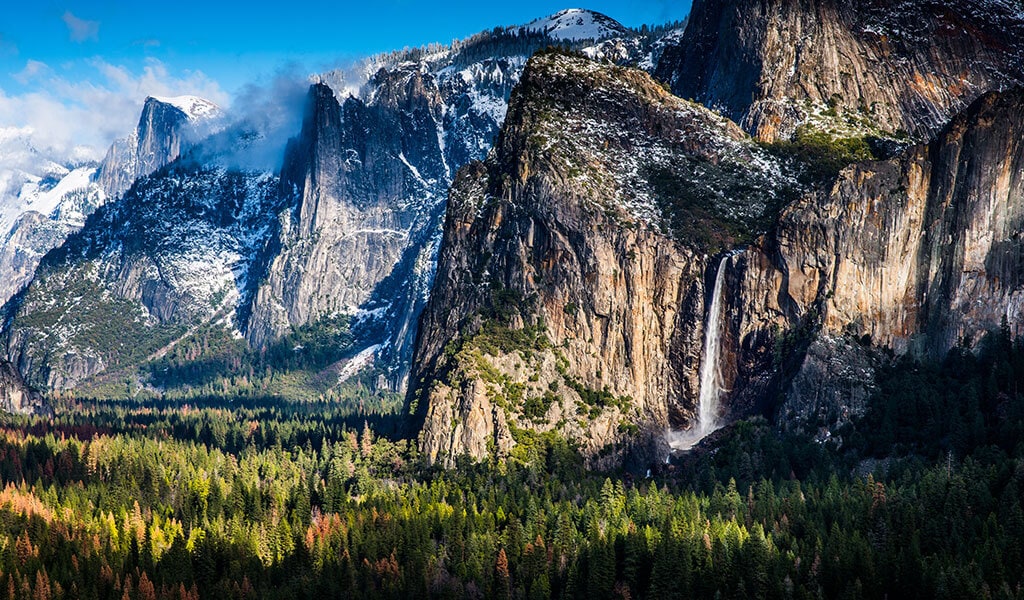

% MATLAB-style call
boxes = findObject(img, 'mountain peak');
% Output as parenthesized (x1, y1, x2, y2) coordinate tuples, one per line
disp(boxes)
(523, 8, 628, 41)
(146, 95, 221, 122)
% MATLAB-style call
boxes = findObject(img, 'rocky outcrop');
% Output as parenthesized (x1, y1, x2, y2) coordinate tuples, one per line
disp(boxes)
(0, 359, 42, 414)
(245, 73, 450, 389)
(729, 87, 1024, 433)
(655, 0, 1024, 142)
(407, 52, 797, 467)
(96, 96, 220, 199)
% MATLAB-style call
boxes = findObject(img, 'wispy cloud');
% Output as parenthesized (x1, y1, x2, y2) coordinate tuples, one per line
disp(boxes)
(0, 57, 228, 163)
(197, 64, 309, 170)
(133, 39, 162, 49)
(62, 11, 100, 43)
(12, 59, 50, 84)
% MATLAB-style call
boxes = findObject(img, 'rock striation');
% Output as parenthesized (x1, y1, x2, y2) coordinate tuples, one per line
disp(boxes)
(655, 0, 1024, 142)
(0, 359, 42, 414)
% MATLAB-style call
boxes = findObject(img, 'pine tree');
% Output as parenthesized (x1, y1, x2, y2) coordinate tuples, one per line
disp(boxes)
(495, 548, 511, 600)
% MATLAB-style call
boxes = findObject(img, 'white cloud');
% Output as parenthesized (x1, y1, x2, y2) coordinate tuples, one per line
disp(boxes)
(12, 60, 50, 84)
(0, 57, 228, 163)
(62, 12, 100, 43)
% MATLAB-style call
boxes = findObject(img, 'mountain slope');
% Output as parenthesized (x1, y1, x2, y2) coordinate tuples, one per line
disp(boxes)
(0, 97, 221, 310)
(3, 166, 281, 390)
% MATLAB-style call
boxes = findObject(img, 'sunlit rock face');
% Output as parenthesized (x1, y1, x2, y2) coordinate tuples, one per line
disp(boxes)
(655, 0, 1024, 142)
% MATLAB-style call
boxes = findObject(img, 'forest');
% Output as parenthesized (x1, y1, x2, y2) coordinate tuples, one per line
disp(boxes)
(0, 328, 1023, 599)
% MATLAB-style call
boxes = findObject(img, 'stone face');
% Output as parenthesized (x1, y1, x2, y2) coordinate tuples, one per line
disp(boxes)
(756, 89, 1024, 350)
(407, 53, 796, 467)
(729, 88, 1024, 431)
(779, 335, 878, 440)
(656, 0, 1024, 141)
(245, 51, 557, 390)
(0, 359, 43, 414)
(410, 44, 1024, 466)
(0, 212, 73, 306)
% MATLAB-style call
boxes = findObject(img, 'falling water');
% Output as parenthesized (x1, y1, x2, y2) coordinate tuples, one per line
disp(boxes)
(696, 254, 729, 437)
(666, 254, 731, 453)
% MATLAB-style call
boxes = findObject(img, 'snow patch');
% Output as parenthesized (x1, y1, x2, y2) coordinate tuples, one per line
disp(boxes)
(523, 9, 627, 41)
(338, 344, 383, 383)
(149, 95, 221, 122)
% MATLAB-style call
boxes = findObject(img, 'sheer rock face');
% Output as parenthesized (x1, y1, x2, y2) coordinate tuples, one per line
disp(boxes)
(408, 53, 795, 467)
(245, 57, 533, 390)
(655, 0, 1024, 142)
(245, 73, 451, 389)
(0, 359, 42, 414)
(96, 97, 218, 199)
(731, 88, 1024, 432)
(410, 48, 1024, 465)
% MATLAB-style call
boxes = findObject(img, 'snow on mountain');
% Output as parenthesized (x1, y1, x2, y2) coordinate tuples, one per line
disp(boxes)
(8, 167, 99, 230)
(0, 94, 223, 309)
(523, 8, 627, 41)
(0, 129, 95, 238)
(0, 10, 667, 391)
(149, 95, 222, 122)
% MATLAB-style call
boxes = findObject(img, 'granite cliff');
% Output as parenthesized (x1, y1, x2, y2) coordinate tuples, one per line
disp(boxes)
(407, 51, 799, 466)
(0, 359, 42, 415)
(410, 39, 1024, 464)
(655, 0, 1024, 142)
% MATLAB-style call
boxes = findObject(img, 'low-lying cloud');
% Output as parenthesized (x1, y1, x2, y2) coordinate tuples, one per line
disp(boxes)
(0, 57, 228, 164)
(193, 65, 311, 171)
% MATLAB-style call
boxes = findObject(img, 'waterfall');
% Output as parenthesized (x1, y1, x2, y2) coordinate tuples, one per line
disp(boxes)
(696, 254, 729, 437)
(667, 254, 731, 452)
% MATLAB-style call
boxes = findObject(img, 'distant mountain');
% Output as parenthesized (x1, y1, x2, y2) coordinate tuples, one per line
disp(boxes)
(522, 8, 629, 41)
(0, 97, 221, 310)
(96, 95, 222, 199)
(0, 9, 679, 399)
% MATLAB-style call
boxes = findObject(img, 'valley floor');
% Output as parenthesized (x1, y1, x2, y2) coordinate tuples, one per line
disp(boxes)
(0, 334, 1022, 599)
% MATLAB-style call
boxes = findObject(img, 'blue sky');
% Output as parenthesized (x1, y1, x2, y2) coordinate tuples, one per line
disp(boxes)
(0, 1, 690, 160)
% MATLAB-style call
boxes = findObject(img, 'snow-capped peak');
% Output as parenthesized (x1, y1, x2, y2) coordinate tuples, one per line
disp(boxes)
(523, 8, 628, 41)
(148, 95, 221, 122)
